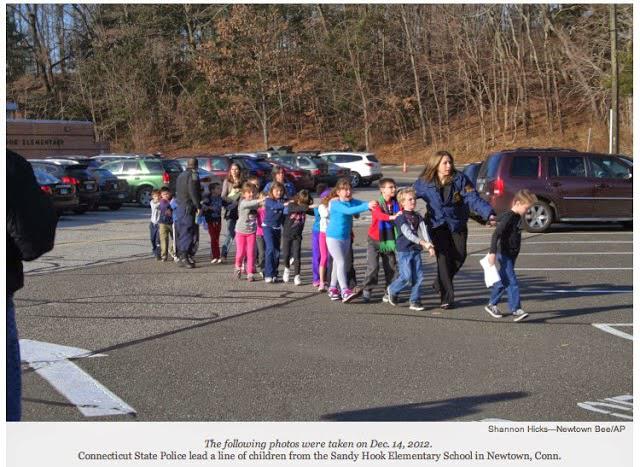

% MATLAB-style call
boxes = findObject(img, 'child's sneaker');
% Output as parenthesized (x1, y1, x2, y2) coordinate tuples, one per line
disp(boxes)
(382, 294, 390, 303)
(318, 282, 327, 292)
(211, 258, 217, 264)
(512, 309, 529, 322)
(234, 269, 242, 279)
(173, 255, 180, 262)
(409, 302, 425, 311)
(294, 275, 302, 286)
(386, 287, 398, 306)
(341, 288, 361, 303)
(362, 289, 371, 303)
(258, 271, 264, 279)
(312, 281, 320, 288)
(484, 304, 503, 318)
(282, 268, 290, 283)
(264, 277, 273, 283)
(247, 274, 255, 282)
(328, 287, 341, 301)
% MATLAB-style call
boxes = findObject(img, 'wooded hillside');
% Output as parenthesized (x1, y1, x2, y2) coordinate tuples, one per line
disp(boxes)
(7, 4, 633, 162)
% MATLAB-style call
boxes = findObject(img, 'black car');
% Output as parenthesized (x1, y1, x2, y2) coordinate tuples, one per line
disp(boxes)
(88, 168, 130, 210)
(462, 161, 483, 187)
(33, 167, 80, 214)
(29, 160, 99, 213)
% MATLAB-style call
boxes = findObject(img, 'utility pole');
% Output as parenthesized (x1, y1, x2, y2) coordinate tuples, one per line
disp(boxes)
(609, 4, 618, 154)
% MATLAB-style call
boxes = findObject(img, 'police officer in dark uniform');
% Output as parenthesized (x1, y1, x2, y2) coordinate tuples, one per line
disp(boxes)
(175, 158, 202, 268)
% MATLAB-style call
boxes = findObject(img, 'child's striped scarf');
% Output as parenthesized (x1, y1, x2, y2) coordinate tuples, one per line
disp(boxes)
(378, 196, 400, 253)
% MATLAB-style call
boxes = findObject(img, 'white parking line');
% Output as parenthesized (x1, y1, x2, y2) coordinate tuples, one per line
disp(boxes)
(469, 241, 632, 245)
(592, 323, 633, 341)
(516, 268, 632, 271)
(543, 289, 632, 294)
(577, 395, 633, 420)
(470, 252, 631, 256)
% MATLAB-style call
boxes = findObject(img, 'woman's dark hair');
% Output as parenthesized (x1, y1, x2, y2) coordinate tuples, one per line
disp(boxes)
(419, 150, 457, 185)
(226, 162, 244, 187)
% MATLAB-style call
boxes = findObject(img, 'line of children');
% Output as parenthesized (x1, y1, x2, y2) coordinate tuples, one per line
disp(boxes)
(148, 174, 534, 320)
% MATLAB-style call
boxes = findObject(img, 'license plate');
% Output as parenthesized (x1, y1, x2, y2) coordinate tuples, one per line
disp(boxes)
(59, 188, 69, 194)
(118, 194, 125, 199)
(85, 183, 95, 190)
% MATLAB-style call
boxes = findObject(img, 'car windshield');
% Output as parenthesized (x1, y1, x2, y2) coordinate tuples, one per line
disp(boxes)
(162, 160, 183, 172)
(90, 168, 115, 179)
(34, 168, 60, 184)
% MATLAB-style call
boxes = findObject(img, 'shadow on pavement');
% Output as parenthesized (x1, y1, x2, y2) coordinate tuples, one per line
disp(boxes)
(321, 391, 528, 421)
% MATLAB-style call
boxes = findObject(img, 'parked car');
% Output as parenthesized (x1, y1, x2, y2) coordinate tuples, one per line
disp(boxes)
(316, 152, 383, 187)
(29, 159, 99, 213)
(269, 154, 322, 187)
(266, 159, 315, 191)
(310, 155, 351, 186)
(475, 148, 633, 232)
(33, 167, 80, 214)
(46, 156, 102, 169)
(176, 156, 228, 180)
(88, 167, 130, 210)
(98, 157, 181, 206)
(462, 161, 483, 187)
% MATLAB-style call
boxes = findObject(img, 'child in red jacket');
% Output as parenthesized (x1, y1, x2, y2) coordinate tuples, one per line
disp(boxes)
(362, 178, 401, 302)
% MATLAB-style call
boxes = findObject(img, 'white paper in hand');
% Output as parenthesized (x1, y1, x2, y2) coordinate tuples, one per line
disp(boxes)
(479, 254, 501, 288)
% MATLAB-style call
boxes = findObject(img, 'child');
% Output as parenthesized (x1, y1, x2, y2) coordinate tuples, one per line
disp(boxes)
(170, 196, 179, 262)
(262, 181, 286, 283)
(235, 182, 261, 281)
(484, 189, 537, 322)
(362, 178, 401, 302)
(201, 182, 226, 263)
(221, 163, 244, 262)
(282, 190, 314, 285)
(316, 187, 337, 292)
(255, 192, 267, 278)
(311, 184, 330, 289)
(149, 189, 161, 260)
(326, 178, 378, 302)
(158, 188, 175, 262)
(386, 188, 435, 311)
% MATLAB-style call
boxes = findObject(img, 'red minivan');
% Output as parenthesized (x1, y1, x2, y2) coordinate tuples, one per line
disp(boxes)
(476, 148, 633, 232)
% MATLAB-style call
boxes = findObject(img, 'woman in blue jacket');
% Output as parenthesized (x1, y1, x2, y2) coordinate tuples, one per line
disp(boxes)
(414, 150, 496, 309)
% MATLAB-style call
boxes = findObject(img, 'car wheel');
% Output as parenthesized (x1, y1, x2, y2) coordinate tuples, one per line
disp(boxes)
(137, 186, 153, 206)
(108, 203, 122, 211)
(350, 171, 362, 187)
(524, 200, 553, 233)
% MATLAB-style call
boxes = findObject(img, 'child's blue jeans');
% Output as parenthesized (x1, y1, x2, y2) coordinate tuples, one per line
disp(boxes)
(262, 226, 281, 279)
(388, 249, 423, 303)
(489, 253, 521, 312)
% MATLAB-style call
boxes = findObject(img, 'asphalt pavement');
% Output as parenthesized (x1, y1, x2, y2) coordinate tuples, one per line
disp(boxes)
(16, 166, 633, 422)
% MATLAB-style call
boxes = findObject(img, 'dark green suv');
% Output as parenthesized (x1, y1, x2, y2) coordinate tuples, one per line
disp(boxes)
(99, 158, 182, 206)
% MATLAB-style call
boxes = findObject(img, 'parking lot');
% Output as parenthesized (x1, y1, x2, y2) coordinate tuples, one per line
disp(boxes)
(16, 166, 633, 422)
